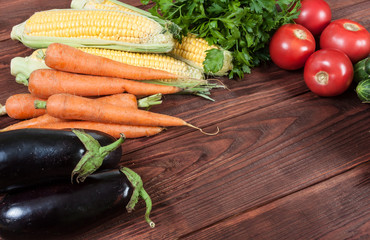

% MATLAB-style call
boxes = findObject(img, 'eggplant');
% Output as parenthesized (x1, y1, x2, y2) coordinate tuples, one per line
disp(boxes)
(0, 128, 125, 192)
(0, 167, 154, 239)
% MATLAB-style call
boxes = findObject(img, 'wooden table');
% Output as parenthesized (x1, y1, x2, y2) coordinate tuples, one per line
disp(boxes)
(0, 0, 369, 239)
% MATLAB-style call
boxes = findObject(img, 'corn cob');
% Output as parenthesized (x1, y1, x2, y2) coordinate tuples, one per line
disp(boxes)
(70, 0, 180, 34)
(72, 0, 148, 15)
(11, 9, 174, 53)
(71, 0, 233, 76)
(79, 48, 204, 79)
(170, 34, 233, 76)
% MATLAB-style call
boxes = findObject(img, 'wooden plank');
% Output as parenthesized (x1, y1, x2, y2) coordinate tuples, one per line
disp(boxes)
(0, 0, 369, 239)
(181, 163, 370, 240)
(70, 92, 369, 239)
(1, 0, 369, 154)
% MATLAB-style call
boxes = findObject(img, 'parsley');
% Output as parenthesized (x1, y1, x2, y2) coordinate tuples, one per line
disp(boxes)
(141, 0, 301, 79)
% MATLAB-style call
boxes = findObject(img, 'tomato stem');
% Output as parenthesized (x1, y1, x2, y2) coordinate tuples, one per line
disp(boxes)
(315, 71, 329, 85)
(343, 23, 360, 32)
(293, 29, 307, 39)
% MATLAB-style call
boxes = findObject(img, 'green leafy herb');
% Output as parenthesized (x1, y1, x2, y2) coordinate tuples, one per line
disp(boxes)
(141, 0, 301, 79)
(204, 49, 224, 73)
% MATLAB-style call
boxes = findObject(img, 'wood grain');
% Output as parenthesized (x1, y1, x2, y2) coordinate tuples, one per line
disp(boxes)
(0, 0, 369, 239)
(181, 163, 370, 240)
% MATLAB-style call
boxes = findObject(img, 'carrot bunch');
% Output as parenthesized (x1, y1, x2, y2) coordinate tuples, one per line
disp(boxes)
(1, 43, 219, 138)
(1, 93, 165, 138)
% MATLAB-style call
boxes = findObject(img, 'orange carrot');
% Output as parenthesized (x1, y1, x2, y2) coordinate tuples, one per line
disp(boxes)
(28, 69, 182, 98)
(32, 121, 164, 139)
(36, 93, 185, 126)
(98, 93, 138, 109)
(45, 43, 180, 80)
(35, 94, 217, 135)
(1, 114, 63, 132)
(0, 93, 46, 119)
(0, 93, 154, 130)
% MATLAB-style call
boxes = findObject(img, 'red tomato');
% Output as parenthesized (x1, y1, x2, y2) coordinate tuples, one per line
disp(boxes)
(294, 0, 332, 36)
(269, 24, 316, 70)
(320, 19, 370, 63)
(304, 49, 353, 97)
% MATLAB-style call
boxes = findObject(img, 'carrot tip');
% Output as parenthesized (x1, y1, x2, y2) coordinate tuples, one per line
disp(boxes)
(186, 123, 220, 136)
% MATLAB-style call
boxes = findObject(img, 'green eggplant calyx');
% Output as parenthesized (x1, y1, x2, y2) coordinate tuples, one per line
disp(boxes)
(120, 167, 155, 228)
(71, 130, 125, 183)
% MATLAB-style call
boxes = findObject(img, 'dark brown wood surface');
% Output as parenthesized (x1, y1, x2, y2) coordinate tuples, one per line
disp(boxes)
(0, 0, 369, 239)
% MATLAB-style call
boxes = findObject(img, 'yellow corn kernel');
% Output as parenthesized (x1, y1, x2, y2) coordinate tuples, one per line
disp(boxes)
(77, 47, 204, 79)
(70, 0, 232, 74)
(171, 34, 218, 69)
(84, 0, 136, 13)
(24, 9, 163, 44)
(169, 34, 233, 76)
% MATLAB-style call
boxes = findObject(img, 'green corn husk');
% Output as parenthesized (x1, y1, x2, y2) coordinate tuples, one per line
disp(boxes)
(11, 9, 175, 53)
(145, 79, 225, 101)
(10, 49, 50, 86)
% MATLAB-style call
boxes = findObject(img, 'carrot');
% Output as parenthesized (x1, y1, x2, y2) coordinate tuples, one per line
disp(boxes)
(1, 114, 63, 132)
(37, 93, 185, 126)
(99, 93, 162, 109)
(35, 93, 218, 134)
(28, 69, 182, 98)
(98, 93, 138, 109)
(1, 93, 161, 123)
(0, 93, 161, 131)
(0, 93, 46, 119)
(45, 43, 180, 80)
(31, 121, 165, 139)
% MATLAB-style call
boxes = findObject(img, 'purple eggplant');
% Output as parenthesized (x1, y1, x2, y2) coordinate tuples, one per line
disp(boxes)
(0, 167, 154, 239)
(0, 128, 125, 192)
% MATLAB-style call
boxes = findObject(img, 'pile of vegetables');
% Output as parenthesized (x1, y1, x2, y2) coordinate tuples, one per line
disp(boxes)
(0, 129, 154, 239)
(1, 0, 367, 238)
(3, 0, 236, 138)
(2, 2, 232, 236)
(2, 43, 220, 136)
(268, 0, 370, 101)
(142, 0, 302, 78)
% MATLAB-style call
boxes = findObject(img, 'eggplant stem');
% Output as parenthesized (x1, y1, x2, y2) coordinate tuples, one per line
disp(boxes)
(71, 130, 125, 183)
(120, 167, 155, 228)
(99, 133, 125, 156)
(140, 188, 155, 228)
